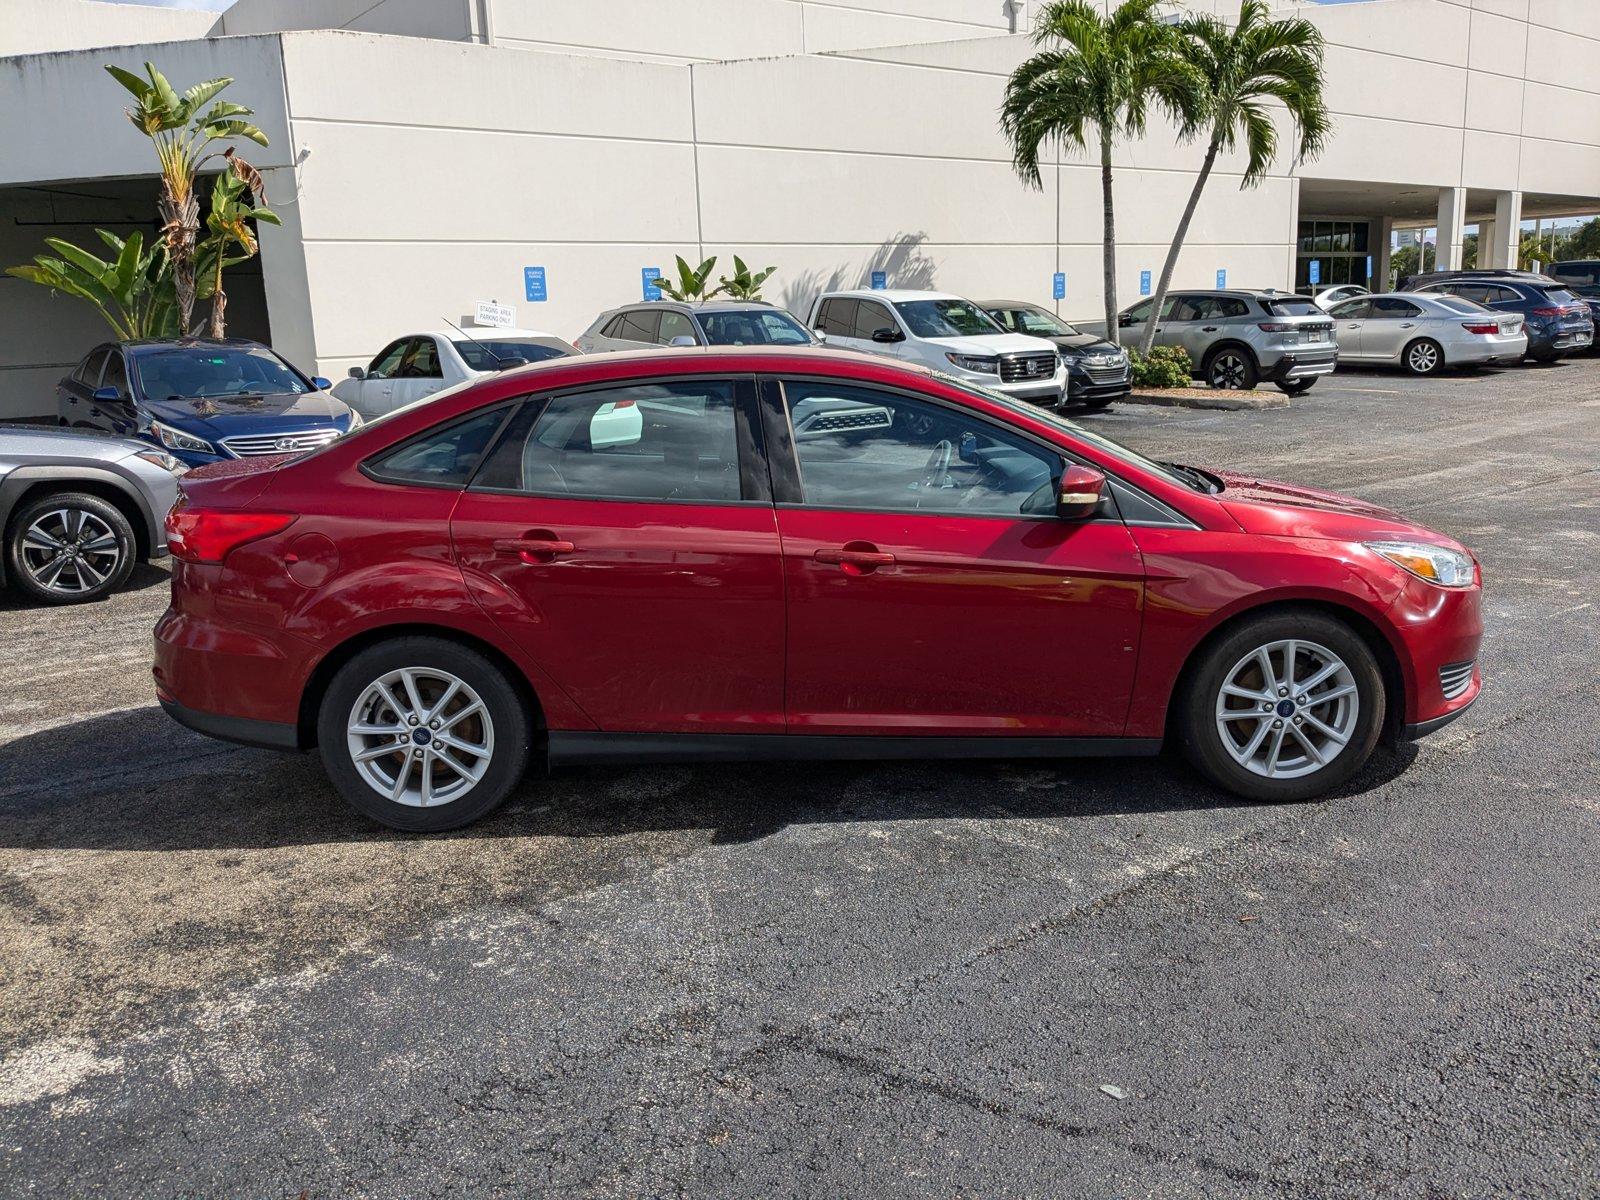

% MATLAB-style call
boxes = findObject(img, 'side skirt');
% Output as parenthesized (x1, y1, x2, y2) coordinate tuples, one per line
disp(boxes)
(547, 732, 1163, 768)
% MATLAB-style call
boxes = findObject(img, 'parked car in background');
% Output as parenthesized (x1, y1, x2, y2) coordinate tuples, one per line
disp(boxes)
(156, 347, 1482, 832)
(1400, 271, 1593, 362)
(577, 301, 818, 354)
(1118, 290, 1338, 394)
(978, 299, 1130, 408)
(57, 339, 360, 468)
(808, 290, 1065, 406)
(1325, 293, 1526, 375)
(333, 328, 576, 419)
(1547, 260, 1600, 345)
(1, 425, 182, 604)
(1312, 284, 1370, 312)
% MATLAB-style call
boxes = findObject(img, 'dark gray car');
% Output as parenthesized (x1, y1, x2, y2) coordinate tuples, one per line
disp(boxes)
(0, 425, 183, 605)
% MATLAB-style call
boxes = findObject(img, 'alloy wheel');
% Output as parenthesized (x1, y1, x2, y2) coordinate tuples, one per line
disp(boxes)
(346, 667, 495, 807)
(1407, 342, 1441, 374)
(20, 508, 123, 597)
(1211, 353, 1248, 389)
(1214, 639, 1359, 779)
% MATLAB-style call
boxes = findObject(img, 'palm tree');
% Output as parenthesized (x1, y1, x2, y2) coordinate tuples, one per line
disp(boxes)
(105, 62, 268, 335)
(1138, 0, 1331, 355)
(1001, 0, 1194, 346)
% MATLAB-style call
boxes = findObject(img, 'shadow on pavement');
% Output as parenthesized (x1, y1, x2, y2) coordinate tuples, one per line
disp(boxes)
(0, 562, 168, 613)
(0, 705, 1419, 854)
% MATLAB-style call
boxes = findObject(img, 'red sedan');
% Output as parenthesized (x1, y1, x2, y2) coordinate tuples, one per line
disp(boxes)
(154, 347, 1482, 831)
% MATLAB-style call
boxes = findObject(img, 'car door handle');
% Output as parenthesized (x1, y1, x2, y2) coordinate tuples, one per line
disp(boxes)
(1399, 323, 1415, 329)
(494, 533, 576, 563)
(815, 544, 895, 574)
(1202, 326, 1220, 332)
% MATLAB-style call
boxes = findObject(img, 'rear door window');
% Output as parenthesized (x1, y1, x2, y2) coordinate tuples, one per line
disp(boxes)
(815, 299, 858, 338)
(613, 309, 661, 343)
(1371, 298, 1423, 319)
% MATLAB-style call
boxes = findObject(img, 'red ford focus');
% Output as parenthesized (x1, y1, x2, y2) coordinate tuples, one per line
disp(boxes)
(154, 347, 1482, 831)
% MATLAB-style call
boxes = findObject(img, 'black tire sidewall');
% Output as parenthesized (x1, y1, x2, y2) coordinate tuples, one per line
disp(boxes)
(1276, 380, 1314, 395)
(317, 636, 533, 832)
(1179, 611, 1385, 803)
(4, 491, 136, 605)
(1207, 348, 1259, 391)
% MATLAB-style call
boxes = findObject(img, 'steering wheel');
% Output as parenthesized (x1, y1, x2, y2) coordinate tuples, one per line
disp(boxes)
(919, 439, 955, 498)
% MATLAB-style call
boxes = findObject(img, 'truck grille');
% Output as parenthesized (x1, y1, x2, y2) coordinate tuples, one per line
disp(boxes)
(1085, 362, 1129, 385)
(999, 352, 1057, 383)
(221, 429, 342, 458)
(1439, 661, 1475, 701)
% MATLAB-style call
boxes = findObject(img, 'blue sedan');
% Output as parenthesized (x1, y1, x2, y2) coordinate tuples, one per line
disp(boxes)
(56, 338, 361, 467)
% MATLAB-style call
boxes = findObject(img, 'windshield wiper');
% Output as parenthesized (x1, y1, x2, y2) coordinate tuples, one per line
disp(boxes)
(1160, 460, 1220, 494)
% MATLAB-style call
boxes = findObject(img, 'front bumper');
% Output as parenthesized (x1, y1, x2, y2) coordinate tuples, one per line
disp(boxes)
(988, 366, 1067, 405)
(1262, 347, 1339, 382)
(1065, 363, 1132, 401)
(1386, 574, 1483, 734)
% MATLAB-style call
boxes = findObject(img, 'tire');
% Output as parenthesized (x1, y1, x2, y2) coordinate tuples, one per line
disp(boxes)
(1276, 379, 1315, 396)
(1178, 610, 1385, 804)
(316, 636, 533, 832)
(1403, 339, 1445, 376)
(4, 491, 136, 605)
(1205, 347, 1258, 391)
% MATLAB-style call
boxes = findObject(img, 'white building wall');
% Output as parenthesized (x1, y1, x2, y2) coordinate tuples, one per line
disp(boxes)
(0, 0, 216, 58)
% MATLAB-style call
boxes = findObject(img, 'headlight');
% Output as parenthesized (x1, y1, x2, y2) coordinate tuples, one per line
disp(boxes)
(132, 448, 187, 476)
(149, 420, 214, 455)
(343, 409, 365, 433)
(945, 352, 1000, 374)
(1365, 540, 1476, 587)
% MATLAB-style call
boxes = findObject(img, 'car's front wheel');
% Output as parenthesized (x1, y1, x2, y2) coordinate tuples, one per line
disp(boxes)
(4, 491, 136, 605)
(1179, 611, 1385, 803)
(1206, 348, 1258, 391)
(317, 636, 533, 832)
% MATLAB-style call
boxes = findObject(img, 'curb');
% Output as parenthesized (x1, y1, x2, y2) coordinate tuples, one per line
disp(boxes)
(1122, 388, 1288, 412)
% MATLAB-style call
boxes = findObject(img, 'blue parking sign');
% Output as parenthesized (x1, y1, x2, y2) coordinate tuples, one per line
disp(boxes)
(870, 270, 887, 290)
(523, 266, 547, 303)
(642, 267, 662, 301)
(1309, 260, 1322, 285)
(1140, 270, 1151, 296)
(1216, 269, 1227, 289)
(1052, 272, 1066, 301)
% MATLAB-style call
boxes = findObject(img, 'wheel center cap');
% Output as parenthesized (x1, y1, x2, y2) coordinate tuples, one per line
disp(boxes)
(411, 728, 432, 746)
(1276, 699, 1296, 718)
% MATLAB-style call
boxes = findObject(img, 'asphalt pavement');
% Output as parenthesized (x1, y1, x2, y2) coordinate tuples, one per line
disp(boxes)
(1, 358, 1596, 1197)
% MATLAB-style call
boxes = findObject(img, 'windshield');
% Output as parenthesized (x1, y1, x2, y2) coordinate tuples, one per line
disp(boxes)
(1007, 307, 1079, 337)
(135, 345, 311, 399)
(932, 371, 1211, 493)
(896, 299, 1004, 339)
(696, 309, 813, 346)
(453, 338, 572, 371)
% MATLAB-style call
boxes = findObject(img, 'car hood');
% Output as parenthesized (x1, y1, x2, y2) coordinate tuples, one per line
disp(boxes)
(0, 425, 154, 463)
(1212, 469, 1464, 545)
(1047, 334, 1123, 357)
(924, 333, 1059, 356)
(143, 391, 352, 438)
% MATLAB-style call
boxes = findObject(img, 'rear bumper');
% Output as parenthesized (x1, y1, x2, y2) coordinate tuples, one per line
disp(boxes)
(1263, 349, 1339, 382)
(159, 695, 300, 751)
(1450, 335, 1527, 364)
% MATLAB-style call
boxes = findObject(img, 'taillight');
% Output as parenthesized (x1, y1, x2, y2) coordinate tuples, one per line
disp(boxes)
(1531, 307, 1563, 318)
(166, 498, 296, 563)
(1461, 322, 1500, 335)
(1258, 322, 1294, 333)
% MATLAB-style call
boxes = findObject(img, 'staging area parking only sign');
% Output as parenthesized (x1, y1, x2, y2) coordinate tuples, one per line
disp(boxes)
(474, 300, 515, 329)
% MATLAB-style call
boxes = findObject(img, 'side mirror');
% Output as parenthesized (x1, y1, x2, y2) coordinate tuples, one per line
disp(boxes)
(92, 386, 122, 403)
(495, 356, 529, 370)
(871, 327, 903, 344)
(347, 367, 366, 380)
(312, 376, 332, 390)
(814, 331, 828, 344)
(1056, 463, 1107, 520)
(668, 335, 698, 347)
(1118, 313, 1135, 328)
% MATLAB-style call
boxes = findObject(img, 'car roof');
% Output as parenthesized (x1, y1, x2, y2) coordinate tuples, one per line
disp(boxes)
(819, 289, 964, 303)
(613, 300, 782, 314)
(975, 299, 1054, 310)
(421, 327, 565, 340)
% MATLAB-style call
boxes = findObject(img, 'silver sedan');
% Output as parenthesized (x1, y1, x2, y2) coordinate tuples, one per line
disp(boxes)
(1327, 292, 1527, 375)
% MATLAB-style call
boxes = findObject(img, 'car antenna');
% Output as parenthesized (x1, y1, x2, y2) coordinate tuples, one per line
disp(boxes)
(443, 316, 505, 369)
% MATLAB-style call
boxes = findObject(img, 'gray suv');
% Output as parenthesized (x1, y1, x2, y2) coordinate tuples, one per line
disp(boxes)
(1118, 290, 1338, 394)
(0, 425, 183, 604)
(576, 300, 818, 352)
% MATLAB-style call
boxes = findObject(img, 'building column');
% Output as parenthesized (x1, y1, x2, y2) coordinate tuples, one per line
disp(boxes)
(1285, 176, 1301, 290)
(1436, 186, 1467, 272)
(1375, 217, 1394, 290)
(1483, 190, 1523, 269)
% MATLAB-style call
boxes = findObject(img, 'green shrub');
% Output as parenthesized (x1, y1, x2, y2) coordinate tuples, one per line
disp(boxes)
(1128, 345, 1193, 389)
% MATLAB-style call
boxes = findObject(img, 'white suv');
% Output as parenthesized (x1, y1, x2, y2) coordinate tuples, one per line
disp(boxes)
(808, 289, 1065, 405)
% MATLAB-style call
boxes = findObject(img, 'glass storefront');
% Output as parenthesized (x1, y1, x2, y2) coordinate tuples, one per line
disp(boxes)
(1295, 220, 1374, 291)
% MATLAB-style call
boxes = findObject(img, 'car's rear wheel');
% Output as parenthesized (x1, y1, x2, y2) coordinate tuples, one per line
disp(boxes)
(317, 636, 533, 832)
(4, 491, 135, 605)
(1404, 339, 1445, 376)
(1179, 611, 1384, 803)
(1205, 347, 1258, 391)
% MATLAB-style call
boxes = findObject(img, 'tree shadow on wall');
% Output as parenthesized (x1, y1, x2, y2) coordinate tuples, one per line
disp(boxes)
(779, 232, 938, 320)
